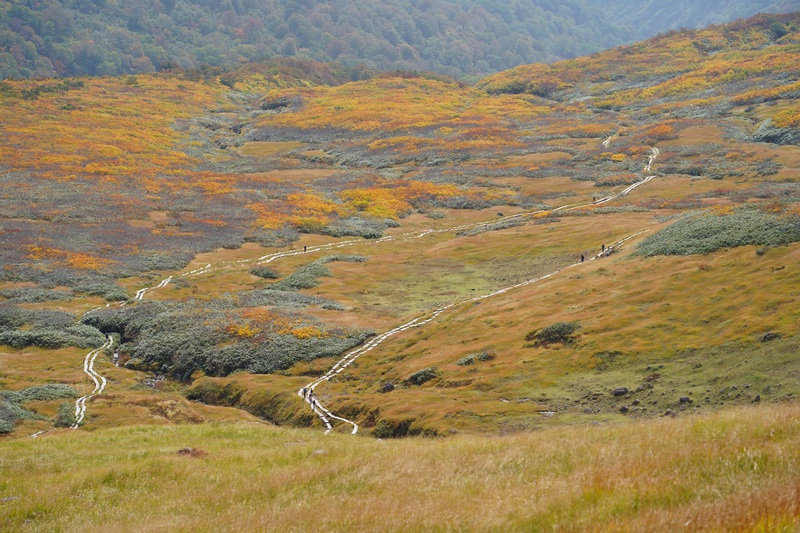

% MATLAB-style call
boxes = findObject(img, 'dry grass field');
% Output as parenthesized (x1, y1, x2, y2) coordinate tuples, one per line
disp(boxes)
(2, 401, 800, 531)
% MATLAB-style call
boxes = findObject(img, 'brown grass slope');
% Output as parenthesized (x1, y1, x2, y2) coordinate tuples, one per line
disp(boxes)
(1, 401, 800, 531)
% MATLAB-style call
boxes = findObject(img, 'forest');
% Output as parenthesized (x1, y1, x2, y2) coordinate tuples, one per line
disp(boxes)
(0, 0, 794, 80)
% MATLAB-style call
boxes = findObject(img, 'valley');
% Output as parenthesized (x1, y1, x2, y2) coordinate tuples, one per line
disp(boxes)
(1, 11, 799, 530)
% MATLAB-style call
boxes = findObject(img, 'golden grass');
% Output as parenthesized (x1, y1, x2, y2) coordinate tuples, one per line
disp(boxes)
(1, 401, 799, 531)
(238, 141, 305, 157)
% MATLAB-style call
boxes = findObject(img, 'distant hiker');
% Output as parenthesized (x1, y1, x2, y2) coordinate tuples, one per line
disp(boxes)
(581, 254, 584, 263)
(304, 245, 307, 252)
(301, 387, 307, 397)
(601, 243, 606, 253)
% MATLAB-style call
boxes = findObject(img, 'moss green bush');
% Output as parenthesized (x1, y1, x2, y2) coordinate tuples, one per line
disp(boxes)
(635, 207, 800, 257)
(526, 322, 581, 347)
(456, 351, 496, 366)
(250, 266, 280, 279)
(406, 367, 439, 386)
(267, 255, 368, 292)
(0, 384, 78, 433)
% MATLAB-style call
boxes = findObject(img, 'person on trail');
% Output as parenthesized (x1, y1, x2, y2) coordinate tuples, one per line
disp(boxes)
(581, 254, 585, 262)
(301, 387, 306, 397)
(601, 243, 606, 253)
(304, 246, 307, 252)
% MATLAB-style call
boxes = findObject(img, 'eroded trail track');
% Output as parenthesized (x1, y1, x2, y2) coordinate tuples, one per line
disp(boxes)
(300, 146, 659, 433)
(71, 337, 114, 428)
(67, 145, 658, 435)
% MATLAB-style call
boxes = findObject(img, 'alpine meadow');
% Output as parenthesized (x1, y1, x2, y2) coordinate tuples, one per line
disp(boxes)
(1, 3, 800, 531)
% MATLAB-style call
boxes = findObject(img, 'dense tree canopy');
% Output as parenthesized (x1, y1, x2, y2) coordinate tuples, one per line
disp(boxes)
(2, 0, 795, 80)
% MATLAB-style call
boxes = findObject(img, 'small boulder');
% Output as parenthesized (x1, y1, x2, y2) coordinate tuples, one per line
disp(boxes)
(760, 332, 781, 343)
(619, 406, 629, 414)
(379, 382, 395, 393)
(612, 387, 629, 397)
(679, 396, 692, 404)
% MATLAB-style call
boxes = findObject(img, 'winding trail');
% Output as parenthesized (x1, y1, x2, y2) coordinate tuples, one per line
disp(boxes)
(71, 336, 113, 428)
(66, 142, 659, 436)
(299, 230, 646, 434)
(299, 144, 659, 434)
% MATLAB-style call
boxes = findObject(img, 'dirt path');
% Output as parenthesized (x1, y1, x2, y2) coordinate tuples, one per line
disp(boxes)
(71, 336, 114, 428)
(300, 145, 659, 434)
(70, 144, 659, 434)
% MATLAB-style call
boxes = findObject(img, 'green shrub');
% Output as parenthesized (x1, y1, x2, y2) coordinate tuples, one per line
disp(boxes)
(456, 351, 495, 366)
(267, 255, 367, 292)
(372, 418, 415, 438)
(526, 322, 581, 347)
(238, 289, 345, 310)
(635, 207, 800, 257)
(54, 402, 76, 428)
(16, 384, 79, 402)
(456, 218, 525, 237)
(0, 288, 72, 303)
(406, 367, 439, 386)
(0, 305, 105, 349)
(0, 383, 74, 433)
(250, 266, 280, 279)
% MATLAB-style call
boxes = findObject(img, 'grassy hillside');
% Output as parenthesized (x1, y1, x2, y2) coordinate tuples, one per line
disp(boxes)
(2, 402, 800, 530)
(1, 12, 799, 530)
(1, 13, 798, 439)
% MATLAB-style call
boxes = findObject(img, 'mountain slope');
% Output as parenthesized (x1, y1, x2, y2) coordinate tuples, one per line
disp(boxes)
(2, 0, 796, 80)
(588, 0, 797, 40)
(0, 0, 629, 79)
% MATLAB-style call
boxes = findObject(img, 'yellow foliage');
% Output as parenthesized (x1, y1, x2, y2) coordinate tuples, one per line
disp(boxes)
(286, 326, 329, 339)
(26, 245, 112, 271)
(772, 109, 800, 129)
(226, 324, 261, 338)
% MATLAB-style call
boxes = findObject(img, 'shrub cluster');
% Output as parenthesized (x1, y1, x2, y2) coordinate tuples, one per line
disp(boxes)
(0, 384, 78, 434)
(267, 255, 368, 292)
(525, 322, 581, 347)
(238, 289, 345, 311)
(322, 217, 400, 239)
(0, 288, 73, 303)
(250, 266, 280, 279)
(0, 305, 105, 349)
(82, 299, 373, 380)
(635, 207, 800, 257)
(406, 367, 439, 386)
(456, 351, 496, 366)
(456, 218, 525, 237)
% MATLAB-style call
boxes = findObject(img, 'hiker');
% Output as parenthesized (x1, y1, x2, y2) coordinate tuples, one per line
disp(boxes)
(304, 245, 307, 252)
(301, 387, 306, 398)
(581, 254, 584, 262)
(601, 243, 605, 253)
